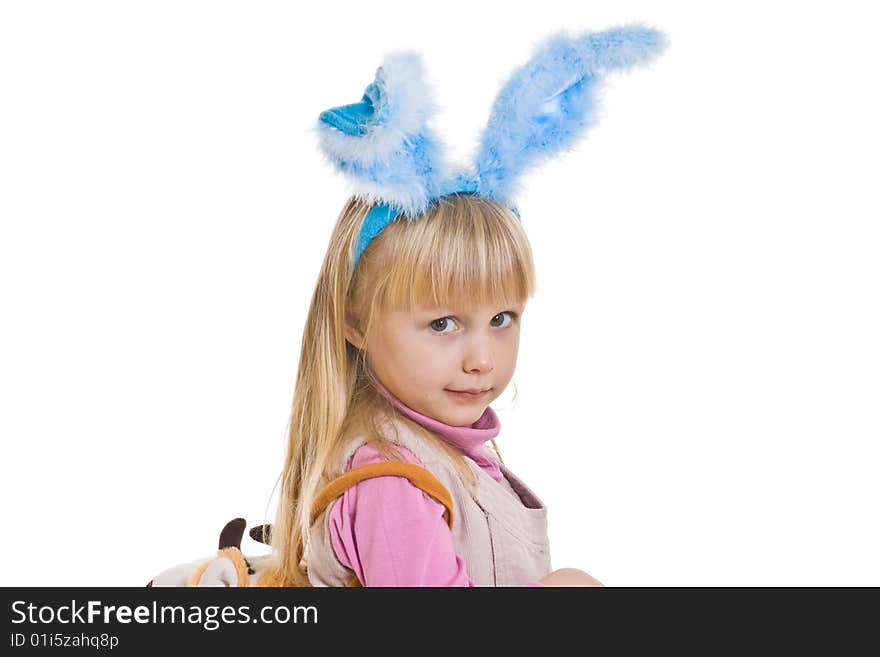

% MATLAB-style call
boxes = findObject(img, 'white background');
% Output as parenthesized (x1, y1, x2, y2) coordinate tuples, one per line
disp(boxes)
(1, 1, 877, 587)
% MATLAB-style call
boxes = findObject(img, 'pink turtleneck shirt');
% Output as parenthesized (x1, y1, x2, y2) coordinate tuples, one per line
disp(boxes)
(327, 381, 545, 587)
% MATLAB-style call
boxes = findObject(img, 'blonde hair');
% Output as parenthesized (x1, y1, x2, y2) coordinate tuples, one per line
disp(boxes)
(268, 193, 537, 586)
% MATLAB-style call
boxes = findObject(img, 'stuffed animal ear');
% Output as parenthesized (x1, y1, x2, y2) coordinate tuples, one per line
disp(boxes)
(218, 517, 246, 550)
(249, 523, 273, 545)
(314, 51, 452, 218)
(469, 25, 668, 207)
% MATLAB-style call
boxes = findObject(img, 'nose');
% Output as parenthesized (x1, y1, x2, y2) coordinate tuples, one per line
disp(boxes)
(462, 333, 494, 374)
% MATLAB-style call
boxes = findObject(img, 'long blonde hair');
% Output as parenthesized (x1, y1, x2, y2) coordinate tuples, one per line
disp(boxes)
(268, 193, 537, 586)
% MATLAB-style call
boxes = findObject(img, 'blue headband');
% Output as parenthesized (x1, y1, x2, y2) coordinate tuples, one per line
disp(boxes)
(314, 25, 668, 267)
(352, 195, 522, 266)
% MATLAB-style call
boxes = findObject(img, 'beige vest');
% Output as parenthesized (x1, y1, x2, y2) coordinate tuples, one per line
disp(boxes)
(306, 413, 552, 586)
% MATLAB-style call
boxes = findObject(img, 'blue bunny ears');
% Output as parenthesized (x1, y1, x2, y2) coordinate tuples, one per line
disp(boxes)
(314, 25, 668, 265)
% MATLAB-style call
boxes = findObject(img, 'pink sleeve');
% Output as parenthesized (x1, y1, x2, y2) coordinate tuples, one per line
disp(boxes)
(328, 443, 474, 586)
(328, 443, 546, 587)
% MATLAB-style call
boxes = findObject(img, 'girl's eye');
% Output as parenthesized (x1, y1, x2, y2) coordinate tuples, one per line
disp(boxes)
(490, 311, 515, 328)
(430, 317, 457, 333)
(430, 311, 518, 333)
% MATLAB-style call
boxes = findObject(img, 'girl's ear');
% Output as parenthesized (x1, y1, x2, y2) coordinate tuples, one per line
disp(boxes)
(343, 313, 366, 350)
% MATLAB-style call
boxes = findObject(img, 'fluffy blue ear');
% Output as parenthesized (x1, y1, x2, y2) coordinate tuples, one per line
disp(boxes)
(314, 52, 450, 218)
(468, 25, 669, 207)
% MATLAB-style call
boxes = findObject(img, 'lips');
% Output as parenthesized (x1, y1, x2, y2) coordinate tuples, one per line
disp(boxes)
(445, 387, 492, 400)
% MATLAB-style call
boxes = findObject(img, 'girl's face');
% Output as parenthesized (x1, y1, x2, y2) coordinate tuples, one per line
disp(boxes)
(346, 301, 526, 426)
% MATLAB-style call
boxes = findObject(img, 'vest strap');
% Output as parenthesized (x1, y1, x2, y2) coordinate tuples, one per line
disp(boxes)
(311, 461, 454, 529)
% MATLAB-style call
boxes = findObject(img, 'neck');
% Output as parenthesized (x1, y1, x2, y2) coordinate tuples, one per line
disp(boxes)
(369, 374, 504, 482)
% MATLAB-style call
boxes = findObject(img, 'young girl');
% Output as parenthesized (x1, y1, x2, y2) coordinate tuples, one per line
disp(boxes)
(270, 193, 601, 587)
(145, 25, 666, 588)
(265, 25, 667, 587)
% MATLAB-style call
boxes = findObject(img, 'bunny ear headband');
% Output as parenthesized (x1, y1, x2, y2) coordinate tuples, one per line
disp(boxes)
(314, 25, 668, 266)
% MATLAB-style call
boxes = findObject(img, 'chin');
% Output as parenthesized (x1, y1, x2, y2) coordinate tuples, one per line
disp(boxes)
(445, 406, 485, 426)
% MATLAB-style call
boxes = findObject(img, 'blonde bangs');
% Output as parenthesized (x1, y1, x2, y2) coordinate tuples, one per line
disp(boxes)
(360, 194, 536, 313)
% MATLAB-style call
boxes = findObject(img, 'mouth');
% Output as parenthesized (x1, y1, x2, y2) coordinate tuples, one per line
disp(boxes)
(445, 388, 492, 401)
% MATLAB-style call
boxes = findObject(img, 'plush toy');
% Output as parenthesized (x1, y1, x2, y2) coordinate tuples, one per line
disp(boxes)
(147, 518, 282, 587)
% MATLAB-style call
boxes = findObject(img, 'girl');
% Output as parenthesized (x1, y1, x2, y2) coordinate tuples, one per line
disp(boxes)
(265, 24, 666, 587)
(123, 26, 670, 589)
(270, 193, 603, 586)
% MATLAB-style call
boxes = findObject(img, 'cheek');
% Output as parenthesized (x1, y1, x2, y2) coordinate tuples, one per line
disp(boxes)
(499, 333, 521, 371)
(380, 333, 442, 379)
(403, 338, 446, 370)
(407, 341, 456, 390)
